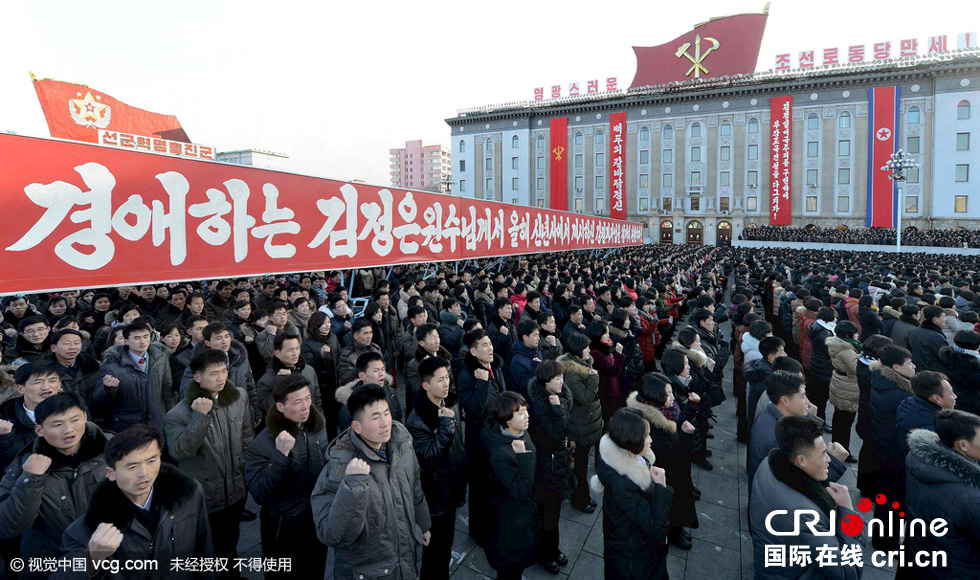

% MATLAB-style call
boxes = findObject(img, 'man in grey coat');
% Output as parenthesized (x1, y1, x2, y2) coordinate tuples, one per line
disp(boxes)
(166, 348, 254, 578)
(749, 415, 863, 580)
(254, 332, 322, 418)
(178, 322, 259, 426)
(96, 321, 172, 432)
(311, 383, 431, 580)
(337, 319, 384, 385)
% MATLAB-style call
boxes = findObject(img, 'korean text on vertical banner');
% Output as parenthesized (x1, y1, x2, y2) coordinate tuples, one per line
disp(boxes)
(609, 112, 627, 220)
(769, 95, 793, 225)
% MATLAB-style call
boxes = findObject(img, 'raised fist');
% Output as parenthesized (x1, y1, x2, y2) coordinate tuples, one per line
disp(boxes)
(511, 439, 527, 454)
(474, 369, 490, 382)
(321, 344, 332, 356)
(191, 397, 213, 415)
(650, 466, 666, 487)
(346, 457, 371, 476)
(277, 369, 292, 376)
(548, 394, 561, 406)
(265, 325, 278, 336)
(23, 453, 52, 475)
(0, 419, 13, 435)
(681, 421, 696, 434)
(614, 342, 624, 354)
(437, 406, 455, 418)
(275, 431, 296, 457)
(88, 523, 124, 563)
(102, 375, 120, 389)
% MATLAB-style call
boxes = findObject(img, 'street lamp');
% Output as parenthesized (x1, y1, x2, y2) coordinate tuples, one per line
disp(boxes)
(880, 149, 920, 253)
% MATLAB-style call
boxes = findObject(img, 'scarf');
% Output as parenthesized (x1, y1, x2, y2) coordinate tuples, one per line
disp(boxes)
(816, 319, 836, 333)
(953, 345, 980, 360)
(843, 337, 863, 353)
(768, 449, 837, 517)
(637, 393, 680, 421)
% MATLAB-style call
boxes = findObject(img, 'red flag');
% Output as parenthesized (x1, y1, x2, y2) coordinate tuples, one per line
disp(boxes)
(549, 117, 568, 211)
(32, 77, 190, 144)
(630, 11, 768, 89)
(866, 86, 900, 227)
(609, 112, 627, 220)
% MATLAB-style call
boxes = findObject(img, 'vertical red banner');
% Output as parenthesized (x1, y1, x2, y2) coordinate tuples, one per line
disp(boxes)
(609, 112, 627, 220)
(866, 86, 900, 227)
(549, 117, 568, 211)
(769, 96, 793, 225)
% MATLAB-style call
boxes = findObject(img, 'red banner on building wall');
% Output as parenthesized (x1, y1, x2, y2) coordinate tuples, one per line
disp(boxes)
(769, 95, 793, 225)
(33, 78, 191, 144)
(549, 117, 568, 211)
(609, 112, 627, 220)
(0, 134, 644, 295)
(867, 86, 900, 227)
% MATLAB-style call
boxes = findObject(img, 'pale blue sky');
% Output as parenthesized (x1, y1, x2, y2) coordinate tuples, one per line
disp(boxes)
(1, 1, 974, 186)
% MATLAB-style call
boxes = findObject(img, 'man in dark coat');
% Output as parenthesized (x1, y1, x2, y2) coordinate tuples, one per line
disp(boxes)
(95, 321, 172, 432)
(1, 316, 51, 366)
(488, 298, 519, 369)
(337, 319, 384, 385)
(456, 329, 506, 547)
(254, 333, 322, 418)
(896, 370, 956, 457)
(0, 361, 62, 470)
(406, 357, 467, 580)
(58, 424, 213, 579)
(244, 375, 328, 579)
(437, 299, 465, 359)
(509, 319, 542, 398)
(910, 305, 951, 373)
(334, 352, 402, 432)
(938, 330, 980, 415)
(0, 393, 110, 579)
(45, 330, 101, 408)
(900, 412, 980, 580)
(203, 280, 233, 322)
(743, 336, 786, 434)
(806, 308, 836, 422)
(404, 324, 455, 417)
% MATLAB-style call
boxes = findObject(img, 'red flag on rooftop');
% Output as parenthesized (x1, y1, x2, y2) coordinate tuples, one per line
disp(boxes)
(630, 6, 769, 89)
(31, 75, 191, 144)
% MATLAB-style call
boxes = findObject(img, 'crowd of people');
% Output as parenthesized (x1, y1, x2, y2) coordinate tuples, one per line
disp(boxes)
(741, 225, 980, 248)
(0, 242, 978, 578)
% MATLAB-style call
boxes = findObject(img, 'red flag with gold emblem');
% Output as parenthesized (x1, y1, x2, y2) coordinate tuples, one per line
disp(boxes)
(630, 10, 768, 89)
(32, 77, 191, 144)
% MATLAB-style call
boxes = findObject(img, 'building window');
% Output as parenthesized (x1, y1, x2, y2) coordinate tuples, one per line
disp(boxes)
(486, 158, 493, 171)
(720, 171, 730, 186)
(720, 197, 730, 212)
(807, 169, 818, 186)
(537, 199, 545, 208)
(639, 197, 649, 212)
(574, 154, 583, 168)
(907, 137, 920, 154)
(537, 135, 544, 149)
(720, 146, 731, 161)
(957, 133, 971, 151)
(690, 123, 701, 138)
(691, 147, 701, 162)
(907, 106, 920, 125)
(663, 125, 674, 140)
(595, 131, 604, 145)
(574, 198, 584, 212)
(639, 150, 649, 165)
(807, 113, 819, 130)
(748, 171, 758, 187)
(459, 140, 465, 152)
(748, 144, 758, 160)
(806, 196, 818, 212)
(720, 122, 731, 136)
(575, 132, 584, 146)
(459, 180, 466, 192)
(639, 174, 649, 188)
(838, 168, 850, 184)
(663, 198, 673, 212)
(838, 112, 851, 129)
(690, 171, 701, 186)
(536, 177, 544, 190)
(748, 118, 759, 134)
(485, 178, 492, 192)
(956, 164, 970, 182)
(512, 178, 519, 190)
(905, 196, 918, 213)
(955, 195, 968, 213)
(595, 153, 604, 167)
(907, 167, 919, 183)
(663, 149, 673, 163)
(639, 126, 650, 142)
(958, 100, 971, 120)
(663, 174, 673, 188)
(838, 140, 850, 156)
(574, 176, 584, 191)
(807, 142, 819, 157)
(485, 139, 492, 152)
(746, 197, 758, 212)
(595, 176, 604, 189)
(690, 197, 701, 211)
(537, 156, 544, 170)
(595, 197, 605, 213)
(512, 157, 519, 169)
(512, 198, 519, 205)
(459, 160, 465, 171)
(837, 196, 850, 212)
(512, 135, 519, 149)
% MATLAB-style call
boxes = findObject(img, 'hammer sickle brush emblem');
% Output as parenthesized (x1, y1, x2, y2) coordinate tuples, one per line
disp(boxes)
(675, 34, 720, 78)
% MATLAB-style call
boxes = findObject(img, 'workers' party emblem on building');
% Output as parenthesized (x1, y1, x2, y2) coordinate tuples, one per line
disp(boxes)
(552, 145, 564, 161)
(69, 91, 111, 129)
(676, 35, 721, 78)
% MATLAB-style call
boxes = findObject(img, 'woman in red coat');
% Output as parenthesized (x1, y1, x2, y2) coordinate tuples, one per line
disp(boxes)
(587, 320, 627, 426)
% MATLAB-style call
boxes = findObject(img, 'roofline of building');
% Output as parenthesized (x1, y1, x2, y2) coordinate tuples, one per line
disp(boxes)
(445, 50, 980, 126)
(218, 149, 289, 158)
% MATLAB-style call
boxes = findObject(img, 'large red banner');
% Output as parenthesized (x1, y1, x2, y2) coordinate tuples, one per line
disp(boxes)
(0, 134, 643, 295)
(33, 78, 191, 144)
(866, 86, 900, 227)
(609, 112, 627, 220)
(769, 95, 792, 225)
(549, 117, 568, 211)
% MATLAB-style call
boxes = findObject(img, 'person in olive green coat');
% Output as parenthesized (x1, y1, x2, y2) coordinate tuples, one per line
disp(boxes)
(558, 331, 602, 511)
